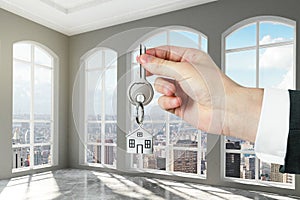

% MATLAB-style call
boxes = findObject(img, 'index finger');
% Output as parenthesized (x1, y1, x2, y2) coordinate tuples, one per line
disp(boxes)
(145, 46, 197, 62)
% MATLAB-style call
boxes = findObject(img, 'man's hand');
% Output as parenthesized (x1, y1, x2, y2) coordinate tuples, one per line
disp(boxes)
(137, 46, 263, 142)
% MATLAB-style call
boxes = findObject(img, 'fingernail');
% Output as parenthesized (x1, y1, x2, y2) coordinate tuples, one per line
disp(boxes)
(146, 49, 154, 55)
(139, 54, 148, 64)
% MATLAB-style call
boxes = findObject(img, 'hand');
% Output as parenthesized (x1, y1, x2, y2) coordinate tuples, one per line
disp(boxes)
(137, 46, 263, 142)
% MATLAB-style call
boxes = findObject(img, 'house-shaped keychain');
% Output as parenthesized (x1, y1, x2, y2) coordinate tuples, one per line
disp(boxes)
(126, 126, 153, 154)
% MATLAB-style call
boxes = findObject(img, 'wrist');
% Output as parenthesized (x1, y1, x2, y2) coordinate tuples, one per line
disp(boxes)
(223, 85, 264, 142)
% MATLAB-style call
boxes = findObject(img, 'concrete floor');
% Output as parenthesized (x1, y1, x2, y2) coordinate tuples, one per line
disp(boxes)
(0, 169, 299, 200)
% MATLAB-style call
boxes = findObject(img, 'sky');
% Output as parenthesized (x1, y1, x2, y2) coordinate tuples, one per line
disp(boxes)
(13, 44, 53, 118)
(226, 21, 295, 89)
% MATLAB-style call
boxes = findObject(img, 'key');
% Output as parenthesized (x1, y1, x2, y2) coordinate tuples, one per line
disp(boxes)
(127, 44, 154, 106)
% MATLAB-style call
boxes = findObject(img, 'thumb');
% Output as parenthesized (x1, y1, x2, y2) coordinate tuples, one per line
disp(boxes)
(138, 54, 184, 80)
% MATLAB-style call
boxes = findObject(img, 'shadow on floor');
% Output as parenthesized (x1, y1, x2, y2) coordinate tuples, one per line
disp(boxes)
(0, 169, 299, 200)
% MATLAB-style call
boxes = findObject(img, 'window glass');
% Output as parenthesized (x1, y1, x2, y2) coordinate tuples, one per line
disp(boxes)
(34, 66, 52, 120)
(259, 45, 294, 89)
(144, 32, 167, 48)
(34, 46, 52, 67)
(13, 43, 31, 62)
(105, 50, 117, 67)
(169, 123, 198, 147)
(12, 122, 30, 145)
(87, 50, 102, 69)
(226, 50, 256, 87)
(87, 122, 101, 143)
(226, 23, 256, 50)
(104, 146, 116, 165)
(105, 66, 117, 120)
(143, 148, 166, 170)
(174, 150, 198, 174)
(34, 122, 51, 143)
(13, 61, 31, 120)
(12, 147, 30, 169)
(86, 144, 101, 164)
(86, 70, 103, 120)
(259, 22, 294, 45)
(105, 123, 117, 143)
(34, 145, 51, 166)
(170, 30, 199, 49)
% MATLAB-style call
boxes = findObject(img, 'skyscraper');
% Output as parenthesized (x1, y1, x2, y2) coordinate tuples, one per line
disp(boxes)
(174, 140, 197, 174)
(226, 141, 241, 178)
(271, 164, 293, 183)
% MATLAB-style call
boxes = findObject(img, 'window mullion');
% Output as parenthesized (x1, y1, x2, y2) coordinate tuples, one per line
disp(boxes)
(255, 21, 260, 181)
(198, 35, 202, 51)
(84, 62, 88, 164)
(165, 30, 171, 172)
(256, 21, 260, 88)
(101, 51, 106, 164)
(197, 130, 202, 175)
(50, 56, 54, 164)
(30, 44, 35, 169)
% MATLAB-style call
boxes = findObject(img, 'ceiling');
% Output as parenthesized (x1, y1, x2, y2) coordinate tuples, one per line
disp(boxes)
(0, 0, 217, 36)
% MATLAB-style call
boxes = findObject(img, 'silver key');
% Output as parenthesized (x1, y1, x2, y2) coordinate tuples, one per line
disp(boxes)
(128, 44, 154, 106)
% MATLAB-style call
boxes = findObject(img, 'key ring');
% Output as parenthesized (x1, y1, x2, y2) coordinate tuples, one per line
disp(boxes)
(135, 102, 144, 125)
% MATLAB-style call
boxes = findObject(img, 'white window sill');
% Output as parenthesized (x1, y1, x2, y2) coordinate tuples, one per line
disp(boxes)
(12, 164, 53, 173)
(128, 168, 207, 180)
(223, 177, 295, 190)
(82, 163, 116, 169)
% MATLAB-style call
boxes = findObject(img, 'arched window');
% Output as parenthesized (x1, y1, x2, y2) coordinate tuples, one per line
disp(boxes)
(222, 16, 295, 185)
(131, 26, 208, 176)
(12, 42, 58, 171)
(83, 48, 117, 167)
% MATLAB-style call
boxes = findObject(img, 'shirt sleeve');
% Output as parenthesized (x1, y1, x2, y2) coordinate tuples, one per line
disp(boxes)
(254, 88, 290, 165)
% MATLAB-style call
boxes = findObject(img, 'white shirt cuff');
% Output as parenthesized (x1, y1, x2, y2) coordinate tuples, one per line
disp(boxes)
(254, 88, 290, 165)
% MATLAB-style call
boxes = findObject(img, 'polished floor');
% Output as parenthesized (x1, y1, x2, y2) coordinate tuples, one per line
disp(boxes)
(0, 169, 299, 200)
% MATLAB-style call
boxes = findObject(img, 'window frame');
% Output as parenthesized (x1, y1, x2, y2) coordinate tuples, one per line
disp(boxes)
(221, 16, 296, 188)
(81, 47, 118, 167)
(12, 41, 59, 172)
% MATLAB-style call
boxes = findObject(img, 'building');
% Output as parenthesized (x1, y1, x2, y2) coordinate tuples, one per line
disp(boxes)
(243, 156, 255, 179)
(271, 164, 293, 184)
(225, 141, 241, 178)
(173, 140, 198, 174)
(104, 139, 115, 165)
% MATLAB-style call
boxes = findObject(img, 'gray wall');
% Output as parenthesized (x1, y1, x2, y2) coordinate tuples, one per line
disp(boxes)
(0, 9, 69, 178)
(69, 0, 300, 196)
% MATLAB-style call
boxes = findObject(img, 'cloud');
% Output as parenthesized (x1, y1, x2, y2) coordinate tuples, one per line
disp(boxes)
(260, 35, 286, 45)
(275, 67, 294, 89)
(259, 36, 294, 89)
(259, 41, 293, 69)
